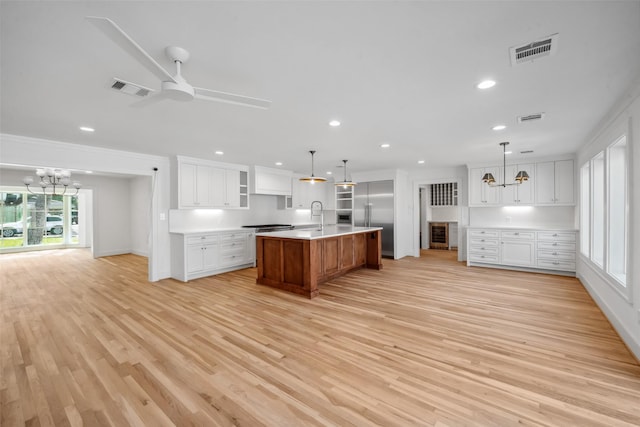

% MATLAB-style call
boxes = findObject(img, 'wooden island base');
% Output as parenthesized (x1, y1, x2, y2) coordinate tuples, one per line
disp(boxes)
(256, 229, 382, 298)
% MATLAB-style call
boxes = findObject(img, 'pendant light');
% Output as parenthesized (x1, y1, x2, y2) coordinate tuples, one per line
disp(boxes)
(335, 159, 356, 188)
(299, 150, 327, 183)
(482, 142, 529, 187)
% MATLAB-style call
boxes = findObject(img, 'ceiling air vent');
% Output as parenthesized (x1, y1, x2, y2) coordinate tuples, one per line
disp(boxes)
(518, 112, 545, 123)
(520, 150, 534, 154)
(510, 33, 559, 66)
(109, 78, 153, 97)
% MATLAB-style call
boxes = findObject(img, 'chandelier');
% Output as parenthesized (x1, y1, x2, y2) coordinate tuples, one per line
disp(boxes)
(335, 159, 356, 188)
(482, 142, 529, 187)
(23, 168, 81, 196)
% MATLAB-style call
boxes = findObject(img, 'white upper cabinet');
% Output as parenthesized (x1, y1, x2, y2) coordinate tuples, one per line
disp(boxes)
(502, 163, 535, 205)
(250, 166, 293, 196)
(469, 166, 501, 206)
(176, 156, 249, 209)
(179, 161, 214, 208)
(469, 158, 573, 207)
(535, 160, 574, 205)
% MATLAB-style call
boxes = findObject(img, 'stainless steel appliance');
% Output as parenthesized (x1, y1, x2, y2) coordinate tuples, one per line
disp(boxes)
(354, 180, 394, 257)
(336, 212, 352, 224)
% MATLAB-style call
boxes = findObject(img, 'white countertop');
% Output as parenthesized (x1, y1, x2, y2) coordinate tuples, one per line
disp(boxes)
(170, 227, 250, 235)
(257, 225, 383, 240)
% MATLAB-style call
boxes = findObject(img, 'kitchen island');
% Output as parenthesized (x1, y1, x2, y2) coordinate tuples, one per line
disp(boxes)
(256, 225, 383, 298)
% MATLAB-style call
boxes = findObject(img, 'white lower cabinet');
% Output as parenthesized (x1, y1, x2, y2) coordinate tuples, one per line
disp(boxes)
(171, 229, 255, 282)
(467, 227, 577, 274)
(536, 231, 576, 272)
(500, 231, 535, 267)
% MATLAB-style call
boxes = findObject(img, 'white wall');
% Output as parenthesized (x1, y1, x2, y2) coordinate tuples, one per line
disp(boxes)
(130, 176, 151, 257)
(576, 81, 640, 361)
(0, 134, 171, 281)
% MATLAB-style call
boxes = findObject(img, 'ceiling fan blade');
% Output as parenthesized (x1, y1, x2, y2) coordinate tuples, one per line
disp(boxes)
(193, 87, 271, 109)
(86, 16, 175, 83)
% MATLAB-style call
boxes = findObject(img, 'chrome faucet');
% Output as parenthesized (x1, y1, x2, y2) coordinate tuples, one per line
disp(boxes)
(310, 200, 323, 231)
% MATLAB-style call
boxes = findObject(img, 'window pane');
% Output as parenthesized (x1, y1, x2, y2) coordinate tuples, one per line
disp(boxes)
(591, 153, 605, 267)
(580, 163, 590, 256)
(607, 136, 627, 285)
(0, 193, 25, 247)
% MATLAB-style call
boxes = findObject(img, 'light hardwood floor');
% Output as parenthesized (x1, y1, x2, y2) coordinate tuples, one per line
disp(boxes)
(1, 248, 639, 426)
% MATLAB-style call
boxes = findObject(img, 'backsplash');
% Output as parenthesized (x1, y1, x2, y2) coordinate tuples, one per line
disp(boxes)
(169, 194, 335, 232)
(469, 206, 576, 228)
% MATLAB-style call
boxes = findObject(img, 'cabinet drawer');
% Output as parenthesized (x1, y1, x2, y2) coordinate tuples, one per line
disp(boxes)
(469, 237, 499, 246)
(537, 241, 576, 251)
(469, 253, 499, 263)
(537, 231, 576, 242)
(469, 245, 499, 255)
(469, 230, 499, 238)
(220, 241, 246, 254)
(187, 235, 217, 245)
(219, 253, 246, 266)
(219, 232, 250, 241)
(537, 259, 576, 271)
(500, 230, 535, 240)
(537, 250, 576, 261)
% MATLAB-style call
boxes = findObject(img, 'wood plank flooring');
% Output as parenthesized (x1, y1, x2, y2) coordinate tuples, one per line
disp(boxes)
(1, 248, 639, 426)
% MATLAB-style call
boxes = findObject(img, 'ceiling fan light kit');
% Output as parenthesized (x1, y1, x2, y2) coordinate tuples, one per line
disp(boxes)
(300, 150, 327, 183)
(86, 16, 271, 109)
(482, 142, 529, 187)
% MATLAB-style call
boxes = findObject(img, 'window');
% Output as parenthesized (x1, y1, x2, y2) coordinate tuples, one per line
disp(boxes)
(607, 136, 627, 284)
(579, 134, 628, 289)
(580, 163, 590, 257)
(0, 191, 80, 250)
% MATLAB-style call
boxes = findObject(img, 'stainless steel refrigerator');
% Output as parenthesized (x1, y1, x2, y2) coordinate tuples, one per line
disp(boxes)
(353, 180, 394, 258)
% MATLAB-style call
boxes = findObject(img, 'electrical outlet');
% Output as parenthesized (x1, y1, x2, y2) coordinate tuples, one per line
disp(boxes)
(159, 213, 166, 221)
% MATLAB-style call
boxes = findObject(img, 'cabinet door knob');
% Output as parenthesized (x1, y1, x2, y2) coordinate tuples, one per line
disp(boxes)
(553, 233, 559, 237)
(514, 232, 519, 236)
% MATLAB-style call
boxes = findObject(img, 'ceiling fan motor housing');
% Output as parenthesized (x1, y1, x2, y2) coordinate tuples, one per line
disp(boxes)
(161, 80, 195, 101)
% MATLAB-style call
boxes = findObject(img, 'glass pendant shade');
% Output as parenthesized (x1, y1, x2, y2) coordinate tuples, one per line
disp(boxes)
(515, 170, 529, 183)
(482, 142, 529, 187)
(300, 150, 327, 183)
(482, 173, 496, 184)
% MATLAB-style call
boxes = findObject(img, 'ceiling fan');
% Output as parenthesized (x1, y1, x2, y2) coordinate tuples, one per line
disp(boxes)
(86, 16, 271, 109)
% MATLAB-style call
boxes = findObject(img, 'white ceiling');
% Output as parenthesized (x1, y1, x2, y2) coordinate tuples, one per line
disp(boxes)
(1, 1, 639, 177)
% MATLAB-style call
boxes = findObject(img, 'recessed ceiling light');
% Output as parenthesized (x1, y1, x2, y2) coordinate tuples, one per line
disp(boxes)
(326, 171, 333, 175)
(477, 80, 496, 89)
(85, 171, 93, 174)
(329, 120, 341, 127)
(418, 160, 425, 164)
(275, 162, 283, 166)
(79, 126, 95, 132)
(215, 151, 224, 155)
(505, 151, 513, 155)
(492, 125, 507, 131)
(380, 143, 390, 148)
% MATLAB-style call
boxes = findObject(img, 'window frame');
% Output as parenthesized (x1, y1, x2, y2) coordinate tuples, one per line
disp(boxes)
(579, 132, 630, 299)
